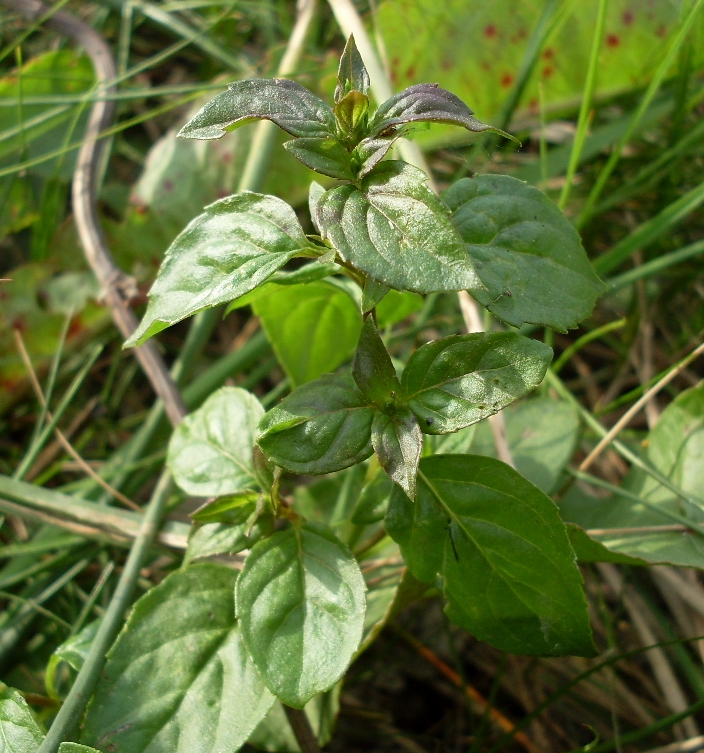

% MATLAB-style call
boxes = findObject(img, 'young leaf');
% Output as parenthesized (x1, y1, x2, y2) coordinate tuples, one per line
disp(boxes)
(361, 277, 390, 314)
(385, 455, 596, 657)
(257, 371, 374, 474)
(368, 83, 512, 139)
(0, 687, 45, 753)
(335, 35, 370, 102)
(351, 136, 398, 179)
(372, 409, 423, 499)
(444, 175, 606, 331)
(81, 565, 275, 753)
(401, 333, 552, 434)
(236, 522, 366, 708)
(352, 316, 401, 407)
(283, 138, 354, 180)
(167, 387, 263, 497)
(317, 161, 479, 294)
(178, 79, 337, 140)
(125, 193, 313, 347)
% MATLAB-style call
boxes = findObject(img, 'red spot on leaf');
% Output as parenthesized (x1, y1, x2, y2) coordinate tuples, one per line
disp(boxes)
(481, 61, 491, 71)
(623, 10, 634, 25)
(163, 180, 174, 192)
(12, 316, 26, 333)
(441, 59, 452, 70)
(542, 48, 555, 60)
(484, 24, 497, 39)
(500, 73, 514, 88)
(68, 317, 83, 339)
(221, 152, 232, 164)
(606, 33, 620, 47)
(405, 65, 416, 80)
(656, 23, 667, 38)
(518, 28, 527, 39)
(542, 66, 554, 79)
(528, 98, 538, 113)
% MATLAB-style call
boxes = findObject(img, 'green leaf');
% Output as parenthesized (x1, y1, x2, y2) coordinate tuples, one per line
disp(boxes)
(401, 333, 552, 434)
(125, 193, 311, 347)
(82, 565, 275, 753)
(369, 84, 510, 139)
(444, 175, 606, 331)
(352, 317, 401, 407)
(191, 492, 262, 523)
(59, 745, 102, 753)
(236, 522, 366, 708)
(178, 79, 337, 140)
(53, 619, 101, 672)
(335, 35, 370, 102)
(185, 502, 274, 565)
(253, 281, 362, 387)
(372, 409, 423, 499)
(334, 91, 370, 138)
(168, 387, 263, 497)
(361, 277, 390, 313)
(257, 371, 374, 475)
(566, 523, 649, 566)
(351, 469, 394, 524)
(0, 687, 45, 753)
(351, 136, 397, 179)
(386, 455, 596, 656)
(283, 138, 354, 180)
(316, 161, 479, 294)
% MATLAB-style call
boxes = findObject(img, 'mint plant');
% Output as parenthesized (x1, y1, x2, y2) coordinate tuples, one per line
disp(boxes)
(76, 36, 609, 750)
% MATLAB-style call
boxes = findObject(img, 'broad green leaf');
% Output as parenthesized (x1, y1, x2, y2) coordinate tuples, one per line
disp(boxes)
(253, 282, 362, 387)
(185, 502, 274, 565)
(469, 398, 579, 493)
(444, 175, 605, 331)
(282, 138, 354, 180)
(368, 84, 509, 139)
(0, 687, 44, 753)
(560, 383, 704, 568)
(178, 79, 336, 140)
(351, 468, 394, 524)
(125, 193, 312, 347)
(335, 35, 370, 102)
(352, 317, 401, 407)
(236, 522, 366, 708)
(191, 492, 261, 523)
(401, 333, 552, 434)
(247, 690, 340, 752)
(386, 455, 596, 656)
(566, 524, 649, 566)
(372, 409, 423, 499)
(59, 745, 102, 753)
(82, 565, 274, 753)
(257, 372, 374, 474)
(316, 161, 480, 294)
(168, 387, 263, 497)
(427, 424, 477, 455)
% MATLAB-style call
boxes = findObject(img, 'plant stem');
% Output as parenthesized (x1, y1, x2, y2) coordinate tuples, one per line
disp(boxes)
(283, 706, 322, 753)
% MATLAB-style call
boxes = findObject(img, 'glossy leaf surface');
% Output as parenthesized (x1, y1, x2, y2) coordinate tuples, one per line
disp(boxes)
(236, 523, 366, 708)
(82, 565, 274, 753)
(283, 138, 354, 180)
(125, 193, 311, 346)
(168, 387, 263, 497)
(444, 175, 605, 331)
(369, 83, 507, 138)
(386, 455, 595, 656)
(372, 409, 423, 499)
(335, 35, 370, 101)
(401, 333, 552, 434)
(352, 316, 401, 407)
(257, 371, 374, 474)
(0, 688, 44, 753)
(317, 161, 479, 294)
(178, 79, 336, 140)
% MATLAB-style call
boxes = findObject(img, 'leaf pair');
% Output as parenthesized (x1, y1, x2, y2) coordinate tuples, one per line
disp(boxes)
(258, 318, 552, 498)
(179, 36, 505, 182)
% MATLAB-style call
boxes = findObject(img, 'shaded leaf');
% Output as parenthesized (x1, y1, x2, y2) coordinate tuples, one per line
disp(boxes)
(236, 523, 366, 708)
(0, 687, 44, 753)
(168, 387, 263, 497)
(125, 193, 311, 347)
(372, 409, 423, 499)
(351, 469, 394, 524)
(178, 79, 336, 140)
(82, 565, 274, 753)
(352, 316, 401, 407)
(401, 333, 552, 434)
(257, 371, 374, 474)
(386, 455, 596, 656)
(369, 83, 509, 139)
(361, 277, 390, 313)
(317, 161, 479, 294)
(444, 175, 606, 331)
(283, 138, 354, 180)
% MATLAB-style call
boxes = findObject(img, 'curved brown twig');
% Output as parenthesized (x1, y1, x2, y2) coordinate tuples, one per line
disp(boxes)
(4, 0, 187, 426)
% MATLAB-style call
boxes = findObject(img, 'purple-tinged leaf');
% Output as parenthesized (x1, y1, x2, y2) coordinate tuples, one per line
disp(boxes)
(335, 35, 370, 102)
(283, 138, 354, 180)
